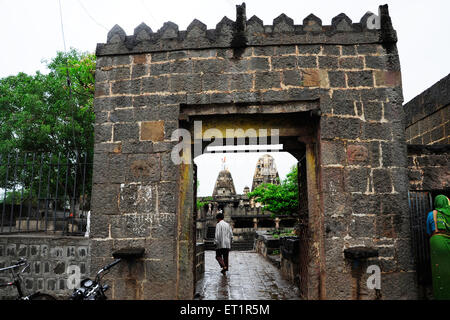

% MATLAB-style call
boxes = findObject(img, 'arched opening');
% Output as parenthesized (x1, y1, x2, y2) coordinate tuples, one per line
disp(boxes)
(176, 103, 321, 300)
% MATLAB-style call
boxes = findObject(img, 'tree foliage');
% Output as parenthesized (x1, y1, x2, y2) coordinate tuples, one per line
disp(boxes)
(0, 49, 95, 156)
(0, 49, 96, 203)
(247, 165, 299, 216)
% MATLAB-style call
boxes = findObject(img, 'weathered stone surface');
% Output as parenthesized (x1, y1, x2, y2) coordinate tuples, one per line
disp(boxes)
(89, 4, 415, 301)
(126, 153, 161, 183)
(347, 71, 373, 87)
(140, 121, 165, 141)
(347, 144, 369, 165)
(114, 123, 139, 142)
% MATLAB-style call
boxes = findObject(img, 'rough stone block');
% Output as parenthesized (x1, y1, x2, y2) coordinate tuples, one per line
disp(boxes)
(158, 182, 178, 213)
(114, 123, 139, 142)
(90, 184, 120, 215)
(318, 56, 339, 70)
(194, 59, 226, 74)
(161, 152, 178, 181)
(333, 100, 355, 116)
(282, 70, 302, 86)
(94, 82, 110, 98)
(347, 143, 370, 165)
(170, 60, 193, 74)
(111, 79, 141, 95)
(339, 57, 364, 69)
(328, 71, 346, 88)
(95, 96, 133, 112)
(249, 57, 270, 71)
(365, 56, 386, 70)
(255, 72, 281, 89)
(160, 94, 186, 105)
(150, 62, 170, 76)
(272, 56, 296, 70)
(276, 46, 296, 55)
(94, 124, 113, 144)
(322, 45, 340, 55)
(374, 71, 402, 87)
(126, 153, 161, 183)
(89, 215, 111, 238)
(342, 45, 356, 56)
(321, 139, 346, 165)
(170, 74, 201, 93)
(362, 122, 392, 141)
(122, 140, 153, 154)
(321, 116, 362, 140)
(301, 69, 320, 87)
(131, 64, 148, 79)
(297, 55, 317, 68)
(322, 167, 345, 194)
(298, 45, 321, 55)
(142, 76, 170, 93)
(345, 167, 370, 193)
(356, 44, 381, 55)
(372, 168, 392, 193)
(140, 121, 165, 141)
(349, 216, 375, 238)
(351, 193, 381, 215)
(364, 101, 383, 121)
(347, 71, 374, 87)
(202, 73, 229, 91)
(230, 73, 253, 91)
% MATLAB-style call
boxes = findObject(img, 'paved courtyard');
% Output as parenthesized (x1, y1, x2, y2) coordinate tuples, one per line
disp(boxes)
(195, 250, 301, 300)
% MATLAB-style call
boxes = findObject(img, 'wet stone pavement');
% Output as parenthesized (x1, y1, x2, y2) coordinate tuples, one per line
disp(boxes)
(195, 250, 301, 300)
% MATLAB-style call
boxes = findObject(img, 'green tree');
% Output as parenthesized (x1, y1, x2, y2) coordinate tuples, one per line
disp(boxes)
(0, 49, 95, 156)
(247, 165, 299, 216)
(0, 49, 96, 204)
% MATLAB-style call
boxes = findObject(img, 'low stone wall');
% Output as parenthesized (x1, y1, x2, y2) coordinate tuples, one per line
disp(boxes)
(279, 237, 300, 286)
(254, 232, 280, 257)
(195, 242, 205, 283)
(255, 233, 300, 285)
(0, 235, 89, 299)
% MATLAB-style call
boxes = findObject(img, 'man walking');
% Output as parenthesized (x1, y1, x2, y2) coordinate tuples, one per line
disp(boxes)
(214, 212, 233, 274)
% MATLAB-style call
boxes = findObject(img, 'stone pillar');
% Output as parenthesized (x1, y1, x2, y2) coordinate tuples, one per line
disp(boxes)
(275, 217, 280, 230)
(253, 218, 258, 230)
(224, 203, 232, 222)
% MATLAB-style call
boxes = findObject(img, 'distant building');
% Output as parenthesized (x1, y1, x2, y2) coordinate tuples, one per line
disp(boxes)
(251, 154, 280, 191)
(212, 169, 236, 197)
(196, 154, 296, 250)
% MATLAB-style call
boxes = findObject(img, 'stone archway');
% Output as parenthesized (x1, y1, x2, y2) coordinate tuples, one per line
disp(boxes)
(178, 103, 322, 299)
(89, 4, 417, 300)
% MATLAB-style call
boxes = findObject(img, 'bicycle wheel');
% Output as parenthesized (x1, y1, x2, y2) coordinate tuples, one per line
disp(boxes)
(29, 293, 57, 300)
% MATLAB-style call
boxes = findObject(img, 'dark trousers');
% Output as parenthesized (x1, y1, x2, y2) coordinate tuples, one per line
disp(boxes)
(215, 248, 229, 269)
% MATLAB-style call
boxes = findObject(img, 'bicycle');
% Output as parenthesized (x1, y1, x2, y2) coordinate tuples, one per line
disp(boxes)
(0, 258, 56, 300)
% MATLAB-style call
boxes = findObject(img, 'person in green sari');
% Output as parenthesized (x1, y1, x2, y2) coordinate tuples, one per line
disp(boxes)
(426, 194, 450, 300)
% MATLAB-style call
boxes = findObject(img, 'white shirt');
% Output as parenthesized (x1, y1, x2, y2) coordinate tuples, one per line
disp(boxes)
(214, 220, 233, 249)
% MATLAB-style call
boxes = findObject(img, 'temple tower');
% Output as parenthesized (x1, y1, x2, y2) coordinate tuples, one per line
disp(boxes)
(251, 154, 280, 190)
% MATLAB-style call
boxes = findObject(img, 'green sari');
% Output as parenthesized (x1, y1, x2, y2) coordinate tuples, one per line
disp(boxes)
(430, 195, 450, 300)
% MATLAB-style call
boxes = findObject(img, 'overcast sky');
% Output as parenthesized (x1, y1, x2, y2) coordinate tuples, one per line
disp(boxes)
(1, 0, 449, 196)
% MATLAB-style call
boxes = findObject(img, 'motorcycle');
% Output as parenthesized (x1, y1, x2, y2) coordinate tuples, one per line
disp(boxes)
(70, 258, 121, 300)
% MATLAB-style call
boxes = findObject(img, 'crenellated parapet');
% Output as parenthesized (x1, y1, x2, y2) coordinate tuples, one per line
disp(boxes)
(96, 3, 396, 56)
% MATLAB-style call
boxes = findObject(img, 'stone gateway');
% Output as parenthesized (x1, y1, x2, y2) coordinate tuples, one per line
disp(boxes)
(90, 3, 417, 299)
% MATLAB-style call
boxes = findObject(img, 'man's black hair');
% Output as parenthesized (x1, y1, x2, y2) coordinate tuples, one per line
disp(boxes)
(216, 213, 224, 220)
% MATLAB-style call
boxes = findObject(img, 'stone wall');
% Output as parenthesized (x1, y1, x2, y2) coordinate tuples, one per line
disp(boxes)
(195, 242, 205, 284)
(0, 235, 89, 299)
(404, 73, 450, 145)
(91, 4, 417, 299)
(408, 145, 450, 191)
